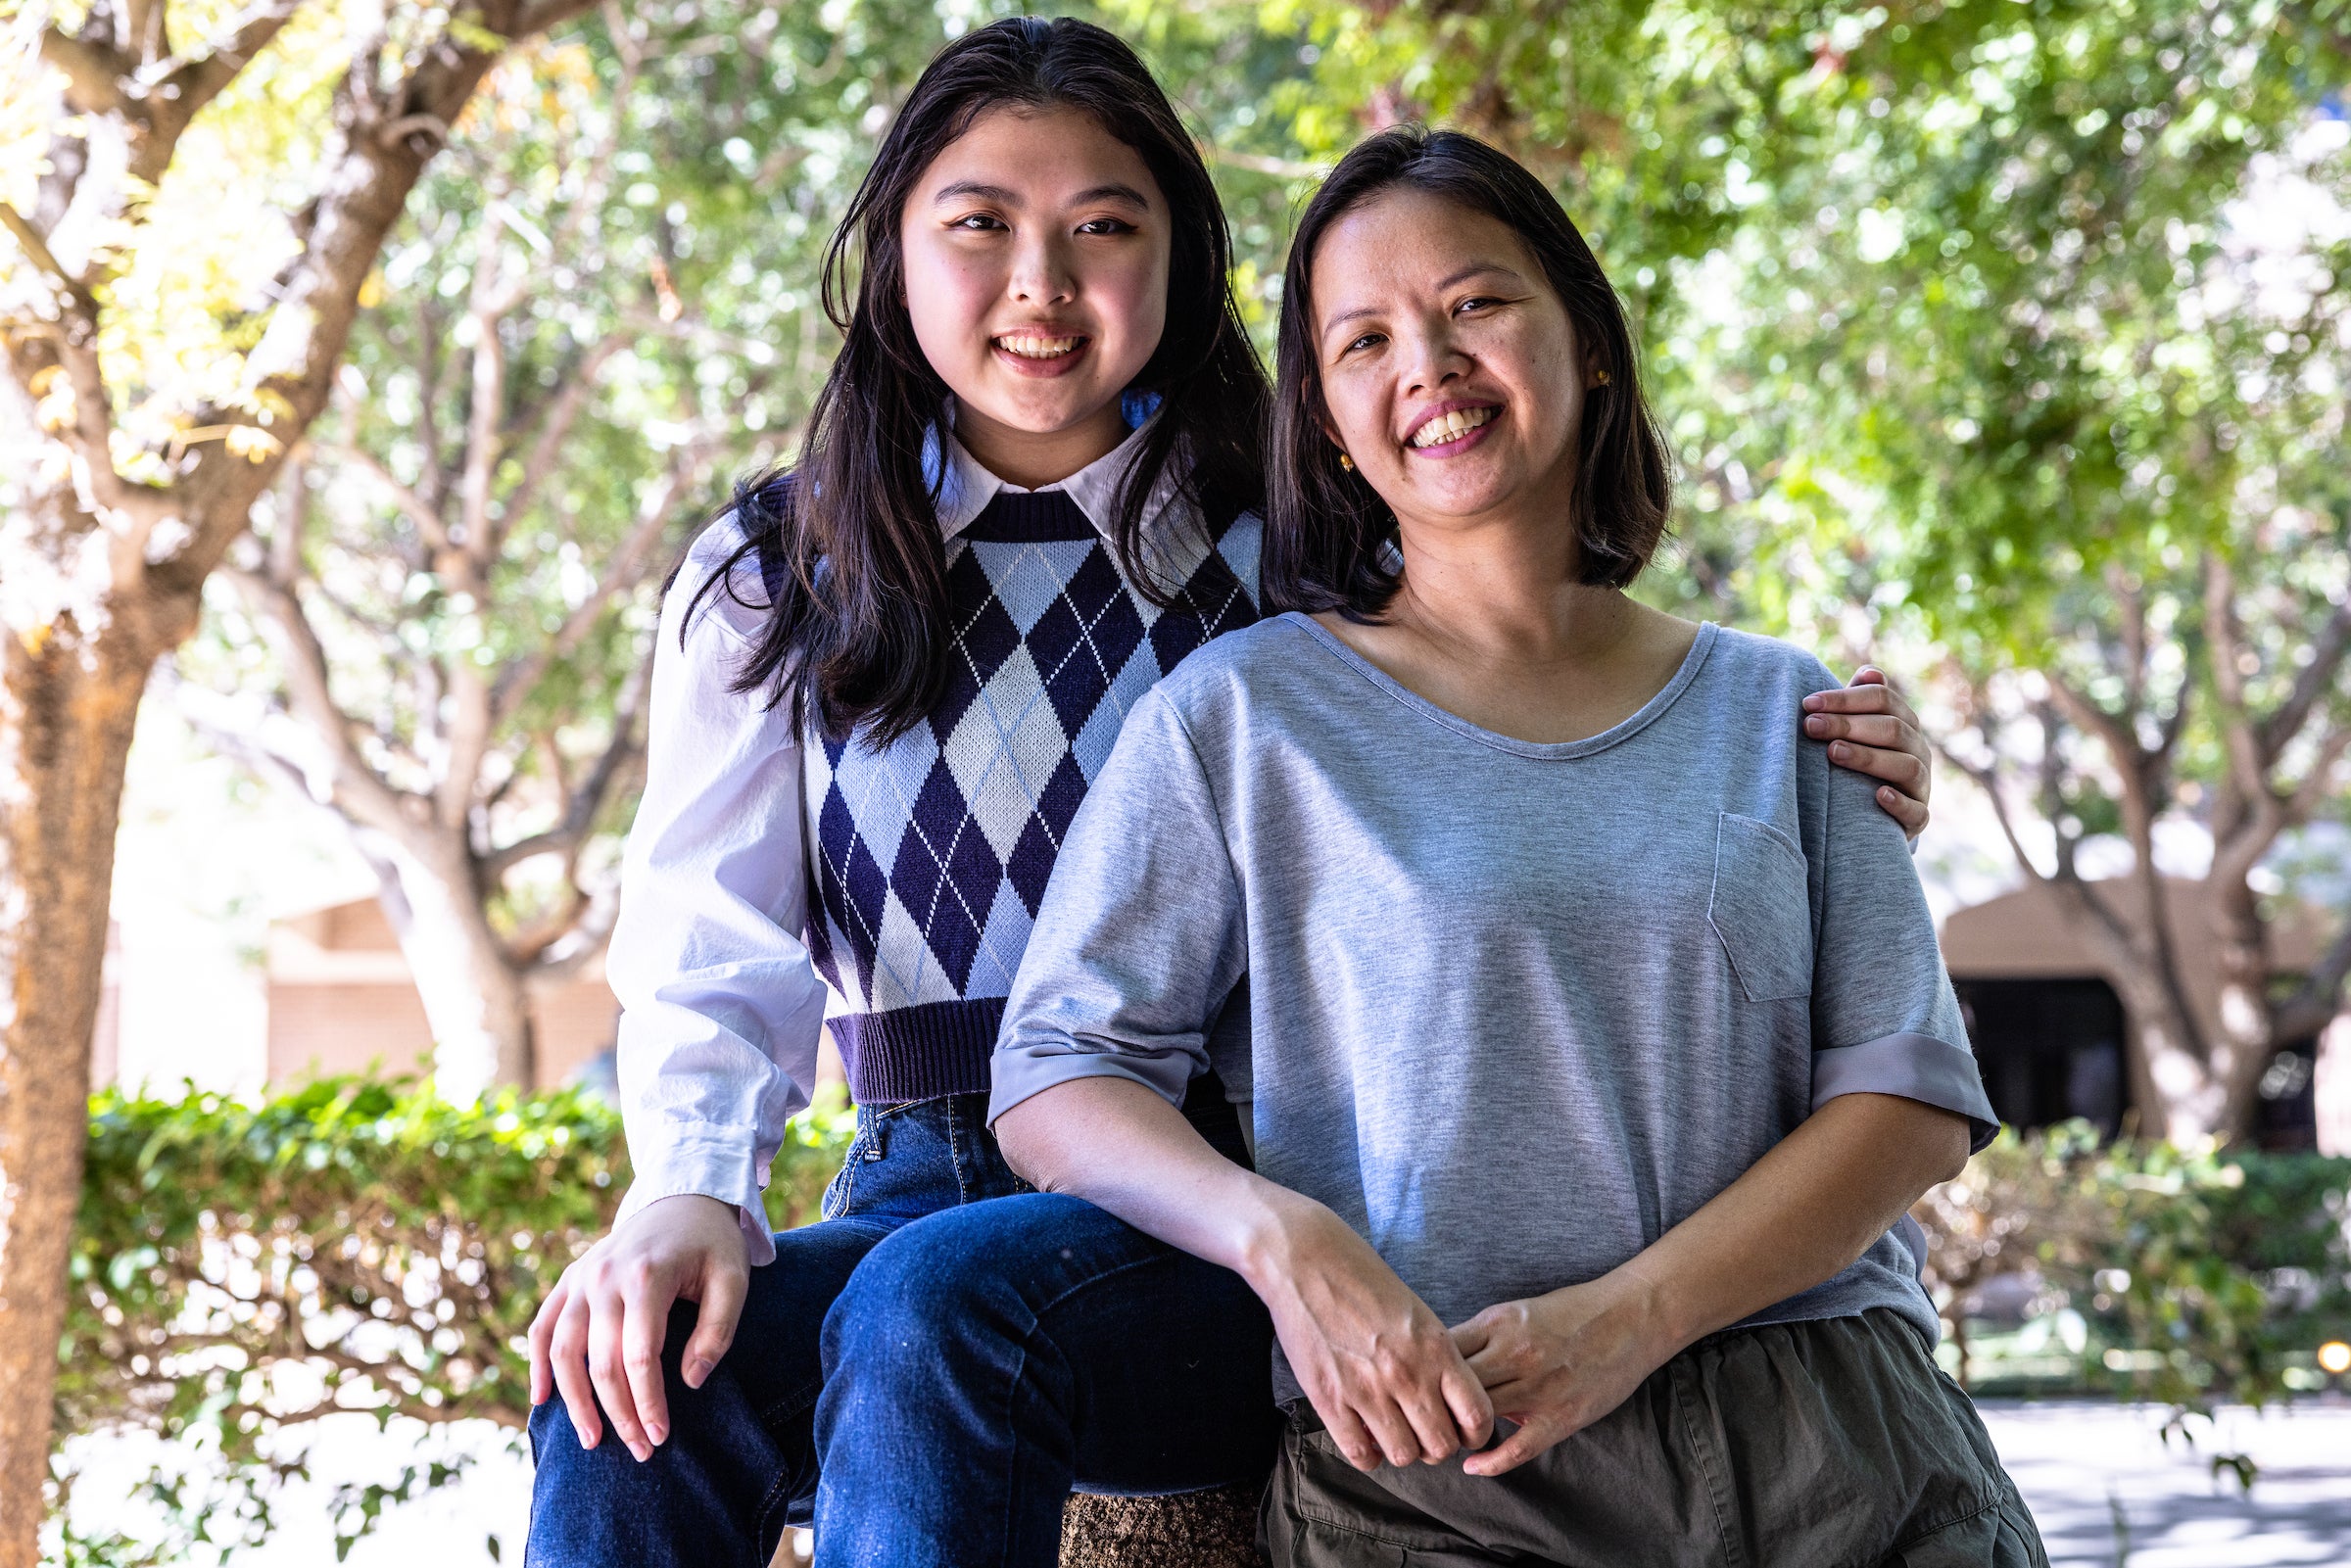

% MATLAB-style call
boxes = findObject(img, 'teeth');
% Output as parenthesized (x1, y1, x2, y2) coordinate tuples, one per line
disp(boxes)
(997, 335, 1082, 358)
(1409, 406, 1496, 448)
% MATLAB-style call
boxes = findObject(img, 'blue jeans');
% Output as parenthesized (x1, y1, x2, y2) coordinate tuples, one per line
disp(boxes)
(524, 1091, 1275, 1568)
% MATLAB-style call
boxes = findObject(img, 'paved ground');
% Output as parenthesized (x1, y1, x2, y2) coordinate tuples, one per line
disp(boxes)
(62, 1401, 2351, 1565)
(1981, 1401, 2351, 1567)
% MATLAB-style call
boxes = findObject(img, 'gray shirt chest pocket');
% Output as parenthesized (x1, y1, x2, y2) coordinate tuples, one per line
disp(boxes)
(1706, 812, 1814, 1002)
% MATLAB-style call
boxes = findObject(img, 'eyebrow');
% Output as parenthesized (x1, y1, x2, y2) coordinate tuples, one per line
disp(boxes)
(928, 180, 1154, 213)
(1319, 261, 1528, 338)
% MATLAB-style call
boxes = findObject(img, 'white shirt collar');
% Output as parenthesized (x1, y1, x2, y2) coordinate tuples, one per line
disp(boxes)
(923, 401, 1184, 546)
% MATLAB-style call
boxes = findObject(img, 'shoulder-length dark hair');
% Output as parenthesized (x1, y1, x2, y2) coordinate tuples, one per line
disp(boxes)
(694, 17, 1268, 742)
(1263, 126, 1671, 618)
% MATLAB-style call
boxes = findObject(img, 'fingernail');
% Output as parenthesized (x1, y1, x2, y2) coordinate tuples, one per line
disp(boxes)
(630, 1441, 652, 1463)
(576, 1427, 596, 1449)
(648, 1421, 669, 1446)
(683, 1357, 709, 1388)
(1804, 715, 1827, 735)
(1831, 741, 1849, 759)
(1801, 693, 1822, 709)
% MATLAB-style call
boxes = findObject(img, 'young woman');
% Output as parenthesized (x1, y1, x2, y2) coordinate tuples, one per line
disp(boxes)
(525, 22, 1940, 1566)
(981, 128, 2046, 1565)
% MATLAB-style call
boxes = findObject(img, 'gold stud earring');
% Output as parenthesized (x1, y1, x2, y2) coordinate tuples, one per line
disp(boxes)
(1338, 453, 1354, 471)
(1594, 369, 1611, 386)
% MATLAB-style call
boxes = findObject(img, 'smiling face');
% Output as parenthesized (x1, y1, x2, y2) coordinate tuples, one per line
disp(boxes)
(1310, 186, 1594, 537)
(899, 104, 1172, 483)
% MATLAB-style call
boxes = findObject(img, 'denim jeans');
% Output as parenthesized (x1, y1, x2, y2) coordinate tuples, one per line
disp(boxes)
(524, 1089, 1275, 1568)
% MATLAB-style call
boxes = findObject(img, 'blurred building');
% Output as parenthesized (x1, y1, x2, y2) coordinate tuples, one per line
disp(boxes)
(258, 896, 847, 1099)
(264, 898, 617, 1091)
(1942, 877, 2329, 1149)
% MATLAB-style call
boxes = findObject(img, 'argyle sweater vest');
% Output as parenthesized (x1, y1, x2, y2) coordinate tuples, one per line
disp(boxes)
(803, 489, 1262, 1105)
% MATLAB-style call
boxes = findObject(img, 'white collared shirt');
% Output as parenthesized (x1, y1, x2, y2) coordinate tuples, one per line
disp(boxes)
(607, 418, 1188, 1261)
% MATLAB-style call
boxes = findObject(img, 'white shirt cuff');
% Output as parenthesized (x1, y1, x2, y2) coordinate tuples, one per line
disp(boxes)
(614, 1137, 781, 1266)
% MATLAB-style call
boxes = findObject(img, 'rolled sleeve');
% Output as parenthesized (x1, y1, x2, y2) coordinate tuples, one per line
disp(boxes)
(608, 516, 829, 1266)
(1808, 726, 1999, 1154)
(988, 1047, 1200, 1127)
(1811, 1033, 1999, 1153)
(990, 690, 1246, 1128)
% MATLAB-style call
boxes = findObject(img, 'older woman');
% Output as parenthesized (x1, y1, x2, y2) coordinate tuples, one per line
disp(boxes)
(984, 128, 2045, 1566)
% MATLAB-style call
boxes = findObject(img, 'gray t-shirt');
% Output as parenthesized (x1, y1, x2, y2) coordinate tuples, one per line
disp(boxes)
(990, 613, 1996, 1403)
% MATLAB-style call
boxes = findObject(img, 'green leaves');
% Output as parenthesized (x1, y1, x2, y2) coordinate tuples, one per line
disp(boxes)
(1914, 1122, 2351, 1426)
(59, 1076, 852, 1564)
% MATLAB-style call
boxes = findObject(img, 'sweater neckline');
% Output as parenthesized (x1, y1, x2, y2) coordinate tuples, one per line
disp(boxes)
(1280, 611, 1719, 761)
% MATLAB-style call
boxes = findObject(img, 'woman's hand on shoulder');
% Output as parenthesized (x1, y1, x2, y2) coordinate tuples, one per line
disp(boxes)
(1802, 667, 1932, 838)
(527, 1193, 751, 1461)
(1241, 1195, 1493, 1473)
(1448, 1267, 1677, 1477)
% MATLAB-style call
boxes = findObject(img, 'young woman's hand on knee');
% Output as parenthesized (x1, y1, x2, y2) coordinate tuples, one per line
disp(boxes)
(1448, 1269, 1669, 1477)
(1245, 1197, 1494, 1472)
(1805, 668, 1934, 837)
(527, 1193, 750, 1461)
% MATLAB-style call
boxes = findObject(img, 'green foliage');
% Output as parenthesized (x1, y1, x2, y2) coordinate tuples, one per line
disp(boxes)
(56, 1077, 852, 1565)
(1246, 1, 2351, 660)
(1912, 1121, 2351, 1431)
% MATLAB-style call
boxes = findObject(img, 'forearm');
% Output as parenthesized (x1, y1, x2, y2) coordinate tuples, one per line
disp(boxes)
(1620, 1091, 1971, 1353)
(995, 1075, 1312, 1283)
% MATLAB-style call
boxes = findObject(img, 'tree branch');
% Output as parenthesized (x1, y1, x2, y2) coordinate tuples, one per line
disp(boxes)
(2276, 910, 2351, 1044)
(43, 1, 306, 185)
(2204, 553, 2272, 808)
(2260, 589, 2351, 762)
(454, 252, 511, 580)
(491, 438, 710, 724)
(494, 322, 643, 537)
(482, 647, 651, 884)
(150, 0, 608, 632)
(329, 444, 453, 554)
(142, 1, 307, 181)
(167, 677, 330, 810)
(1943, 741, 2055, 885)
(2284, 720, 2351, 828)
(541, 0, 646, 266)
(0, 204, 87, 297)
(34, 28, 133, 119)
(218, 566, 411, 834)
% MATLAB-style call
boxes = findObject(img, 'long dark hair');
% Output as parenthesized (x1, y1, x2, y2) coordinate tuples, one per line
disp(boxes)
(1263, 126, 1671, 618)
(693, 17, 1268, 743)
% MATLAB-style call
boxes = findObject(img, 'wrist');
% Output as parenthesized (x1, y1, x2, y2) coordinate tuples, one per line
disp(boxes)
(1611, 1256, 1696, 1358)
(1229, 1181, 1338, 1298)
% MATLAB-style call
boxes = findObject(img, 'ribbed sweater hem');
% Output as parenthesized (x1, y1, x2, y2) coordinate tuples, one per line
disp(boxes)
(837, 997, 1006, 1106)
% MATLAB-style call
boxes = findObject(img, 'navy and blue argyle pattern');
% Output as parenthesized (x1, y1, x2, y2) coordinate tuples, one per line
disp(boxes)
(805, 489, 1261, 1105)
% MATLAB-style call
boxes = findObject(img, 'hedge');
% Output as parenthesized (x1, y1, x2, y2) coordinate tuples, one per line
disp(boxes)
(55, 1077, 851, 1564)
(1909, 1120, 2351, 1483)
(50, 1087, 2351, 1560)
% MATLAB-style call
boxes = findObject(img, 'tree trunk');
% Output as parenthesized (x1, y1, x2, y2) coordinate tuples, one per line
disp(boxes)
(2115, 974, 2224, 1142)
(2047, 880, 2215, 1140)
(2208, 877, 2283, 1140)
(0, 626, 150, 1566)
(373, 834, 535, 1098)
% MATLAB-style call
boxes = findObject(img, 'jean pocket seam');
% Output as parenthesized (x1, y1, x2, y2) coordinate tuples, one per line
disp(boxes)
(819, 1129, 871, 1220)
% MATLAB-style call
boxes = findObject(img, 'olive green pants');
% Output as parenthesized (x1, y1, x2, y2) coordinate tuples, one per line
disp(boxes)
(1263, 1309, 2047, 1568)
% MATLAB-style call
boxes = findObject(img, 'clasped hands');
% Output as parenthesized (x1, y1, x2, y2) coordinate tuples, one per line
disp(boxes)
(1249, 1200, 1673, 1478)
